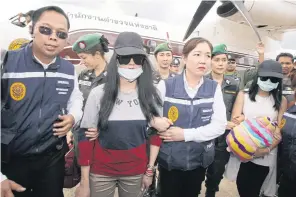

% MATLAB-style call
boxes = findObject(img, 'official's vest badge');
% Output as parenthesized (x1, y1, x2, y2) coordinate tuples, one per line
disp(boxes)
(168, 106, 179, 122)
(10, 82, 26, 101)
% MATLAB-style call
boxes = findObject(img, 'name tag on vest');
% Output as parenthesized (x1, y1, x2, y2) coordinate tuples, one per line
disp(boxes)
(202, 108, 213, 113)
(79, 80, 91, 86)
(224, 90, 237, 94)
(282, 90, 294, 95)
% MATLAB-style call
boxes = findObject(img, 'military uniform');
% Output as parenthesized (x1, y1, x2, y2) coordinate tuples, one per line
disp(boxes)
(224, 52, 258, 90)
(152, 42, 176, 84)
(72, 33, 109, 107)
(153, 71, 177, 84)
(205, 44, 240, 197)
(78, 69, 107, 107)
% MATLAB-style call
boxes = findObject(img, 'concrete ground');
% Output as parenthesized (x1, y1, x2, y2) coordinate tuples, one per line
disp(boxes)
(63, 178, 239, 197)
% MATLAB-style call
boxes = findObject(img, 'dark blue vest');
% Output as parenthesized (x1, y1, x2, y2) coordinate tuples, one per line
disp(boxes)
(1, 45, 75, 156)
(158, 74, 217, 170)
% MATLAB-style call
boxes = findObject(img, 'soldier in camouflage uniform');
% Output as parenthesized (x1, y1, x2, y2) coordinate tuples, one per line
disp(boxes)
(205, 44, 240, 197)
(72, 33, 109, 107)
(153, 42, 176, 83)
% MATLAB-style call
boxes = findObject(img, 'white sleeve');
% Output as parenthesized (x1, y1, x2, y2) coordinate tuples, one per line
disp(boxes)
(67, 72, 84, 125)
(156, 80, 166, 117)
(183, 84, 227, 142)
(1, 172, 7, 182)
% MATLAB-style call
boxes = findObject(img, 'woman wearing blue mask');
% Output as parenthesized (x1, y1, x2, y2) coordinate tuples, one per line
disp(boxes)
(225, 60, 287, 197)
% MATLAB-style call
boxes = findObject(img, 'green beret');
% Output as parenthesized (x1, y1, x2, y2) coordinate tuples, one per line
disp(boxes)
(72, 33, 103, 53)
(212, 44, 228, 57)
(154, 42, 172, 55)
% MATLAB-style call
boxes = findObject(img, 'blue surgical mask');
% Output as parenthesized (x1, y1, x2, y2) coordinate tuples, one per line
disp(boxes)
(257, 77, 279, 92)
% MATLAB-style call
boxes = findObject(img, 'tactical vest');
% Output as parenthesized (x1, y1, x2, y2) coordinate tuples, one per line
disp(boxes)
(1, 45, 75, 156)
(281, 105, 296, 179)
(158, 74, 217, 170)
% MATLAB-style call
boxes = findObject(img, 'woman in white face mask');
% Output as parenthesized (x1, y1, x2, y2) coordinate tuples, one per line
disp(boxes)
(75, 32, 171, 197)
(225, 60, 287, 197)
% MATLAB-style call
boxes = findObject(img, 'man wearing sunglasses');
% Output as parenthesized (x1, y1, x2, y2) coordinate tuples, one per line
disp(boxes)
(1, 5, 83, 197)
(225, 42, 265, 90)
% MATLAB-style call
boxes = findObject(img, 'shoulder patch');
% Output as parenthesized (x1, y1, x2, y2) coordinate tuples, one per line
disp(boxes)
(10, 82, 26, 101)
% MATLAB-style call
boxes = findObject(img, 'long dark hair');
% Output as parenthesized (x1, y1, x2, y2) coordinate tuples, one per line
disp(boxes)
(248, 74, 282, 111)
(98, 52, 163, 130)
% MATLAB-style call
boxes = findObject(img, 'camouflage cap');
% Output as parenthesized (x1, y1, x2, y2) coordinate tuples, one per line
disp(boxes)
(73, 33, 104, 53)
(154, 42, 172, 55)
(212, 44, 228, 57)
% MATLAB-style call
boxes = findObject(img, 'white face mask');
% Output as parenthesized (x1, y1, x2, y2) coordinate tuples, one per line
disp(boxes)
(257, 77, 279, 92)
(118, 67, 143, 82)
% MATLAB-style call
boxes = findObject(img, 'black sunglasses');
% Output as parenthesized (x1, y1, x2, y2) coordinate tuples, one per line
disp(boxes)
(260, 76, 279, 83)
(38, 26, 68, 40)
(117, 55, 145, 65)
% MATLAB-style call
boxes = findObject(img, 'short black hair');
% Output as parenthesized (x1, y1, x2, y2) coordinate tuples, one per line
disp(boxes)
(276, 52, 293, 62)
(32, 6, 70, 30)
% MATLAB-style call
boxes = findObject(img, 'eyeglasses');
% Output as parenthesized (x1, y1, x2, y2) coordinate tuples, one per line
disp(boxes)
(117, 55, 145, 65)
(228, 60, 236, 64)
(260, 76, 279, 83)
(38, 26, 68, 40)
